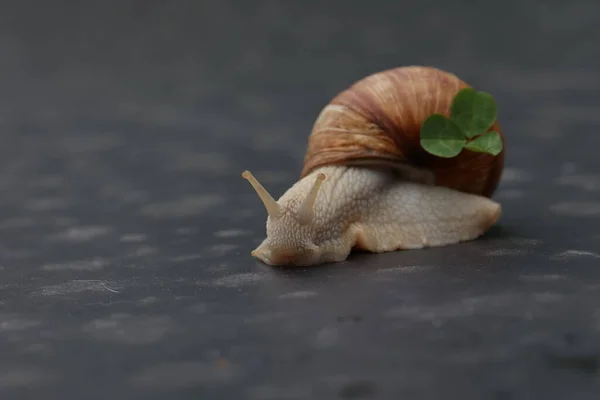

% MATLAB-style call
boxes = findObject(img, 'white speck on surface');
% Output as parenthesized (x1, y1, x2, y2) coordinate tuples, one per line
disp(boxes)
(136, 297, 159, 306)
(208, 244, 240, 256)
(519, 274, 567, 282)
(73, 280, 121, 293)
(214, 229, 252, 238)
(509, 237, 542, 246)
(0, 317, 41, 332)
(211, 272, 267, 287)
(385, 293, 522, 321)
(51, 226, 112, 242)
(376, 265, 434, 273)
(171, 254, 203, 262)
(130, 361, 240, 388)
(486, 248, 527, 256)
(553, 250, 600, 259)
(278, 291, 318, 299)
(24, 197, 71, 211)
(82, 314, 173, 344)
(126, 245, 157, 258)
(206, 263, 228, 272)
(34, 280, 122, 296)
(140, 195, 223, 218)
(549, 201, 600, 216)
(557, 174, 600, 191)
(42, 258, 108, 271)
(120, 233, 148, 243)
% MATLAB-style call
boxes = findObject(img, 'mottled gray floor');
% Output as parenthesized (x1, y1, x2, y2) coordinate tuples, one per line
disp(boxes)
(1, 0, 600, 399)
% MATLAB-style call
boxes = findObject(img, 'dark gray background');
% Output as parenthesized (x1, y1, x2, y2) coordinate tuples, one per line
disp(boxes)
(1, 0, 600, 399)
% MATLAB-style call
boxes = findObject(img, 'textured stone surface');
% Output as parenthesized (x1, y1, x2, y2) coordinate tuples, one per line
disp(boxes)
(1, 0, 600, 399)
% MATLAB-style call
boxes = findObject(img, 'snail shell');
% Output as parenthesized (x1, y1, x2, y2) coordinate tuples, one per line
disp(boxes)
(301, 66, 505, 197)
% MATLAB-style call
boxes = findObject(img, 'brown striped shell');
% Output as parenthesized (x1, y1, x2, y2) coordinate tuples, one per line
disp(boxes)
(300, 66, 505, 198)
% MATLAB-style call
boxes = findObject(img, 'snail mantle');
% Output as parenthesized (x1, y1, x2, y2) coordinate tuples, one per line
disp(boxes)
(242, 65, 505, 266)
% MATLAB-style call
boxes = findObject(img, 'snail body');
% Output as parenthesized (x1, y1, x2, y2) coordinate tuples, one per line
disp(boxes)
(243, 66, 504, 266)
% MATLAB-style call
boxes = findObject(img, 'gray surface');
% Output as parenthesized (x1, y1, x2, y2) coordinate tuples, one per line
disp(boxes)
(1, 0, 600, 399)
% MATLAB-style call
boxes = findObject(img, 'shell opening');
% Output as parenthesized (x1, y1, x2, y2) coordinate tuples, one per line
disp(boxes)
(242, 170, 281, 219)
(297, 172, 326, 225)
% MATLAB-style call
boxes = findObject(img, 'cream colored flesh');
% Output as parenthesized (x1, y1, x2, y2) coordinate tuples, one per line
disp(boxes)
(244, 165, 501, 266)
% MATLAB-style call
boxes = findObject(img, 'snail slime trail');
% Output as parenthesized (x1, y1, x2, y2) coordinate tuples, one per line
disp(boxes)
(243, 65, 505, 266)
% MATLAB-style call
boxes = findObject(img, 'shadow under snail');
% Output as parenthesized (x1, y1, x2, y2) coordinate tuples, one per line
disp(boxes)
(242, 65, 505, 266)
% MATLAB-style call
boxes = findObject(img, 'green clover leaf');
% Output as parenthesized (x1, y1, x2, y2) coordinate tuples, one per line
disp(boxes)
(450, 88, 497, 138)
(419, 86, 503, 158)
(419, 114, 465, 158)
(464, 131, 503, 155)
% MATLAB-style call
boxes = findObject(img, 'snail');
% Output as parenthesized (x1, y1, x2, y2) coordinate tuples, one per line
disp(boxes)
(242, 65, 505, 266)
